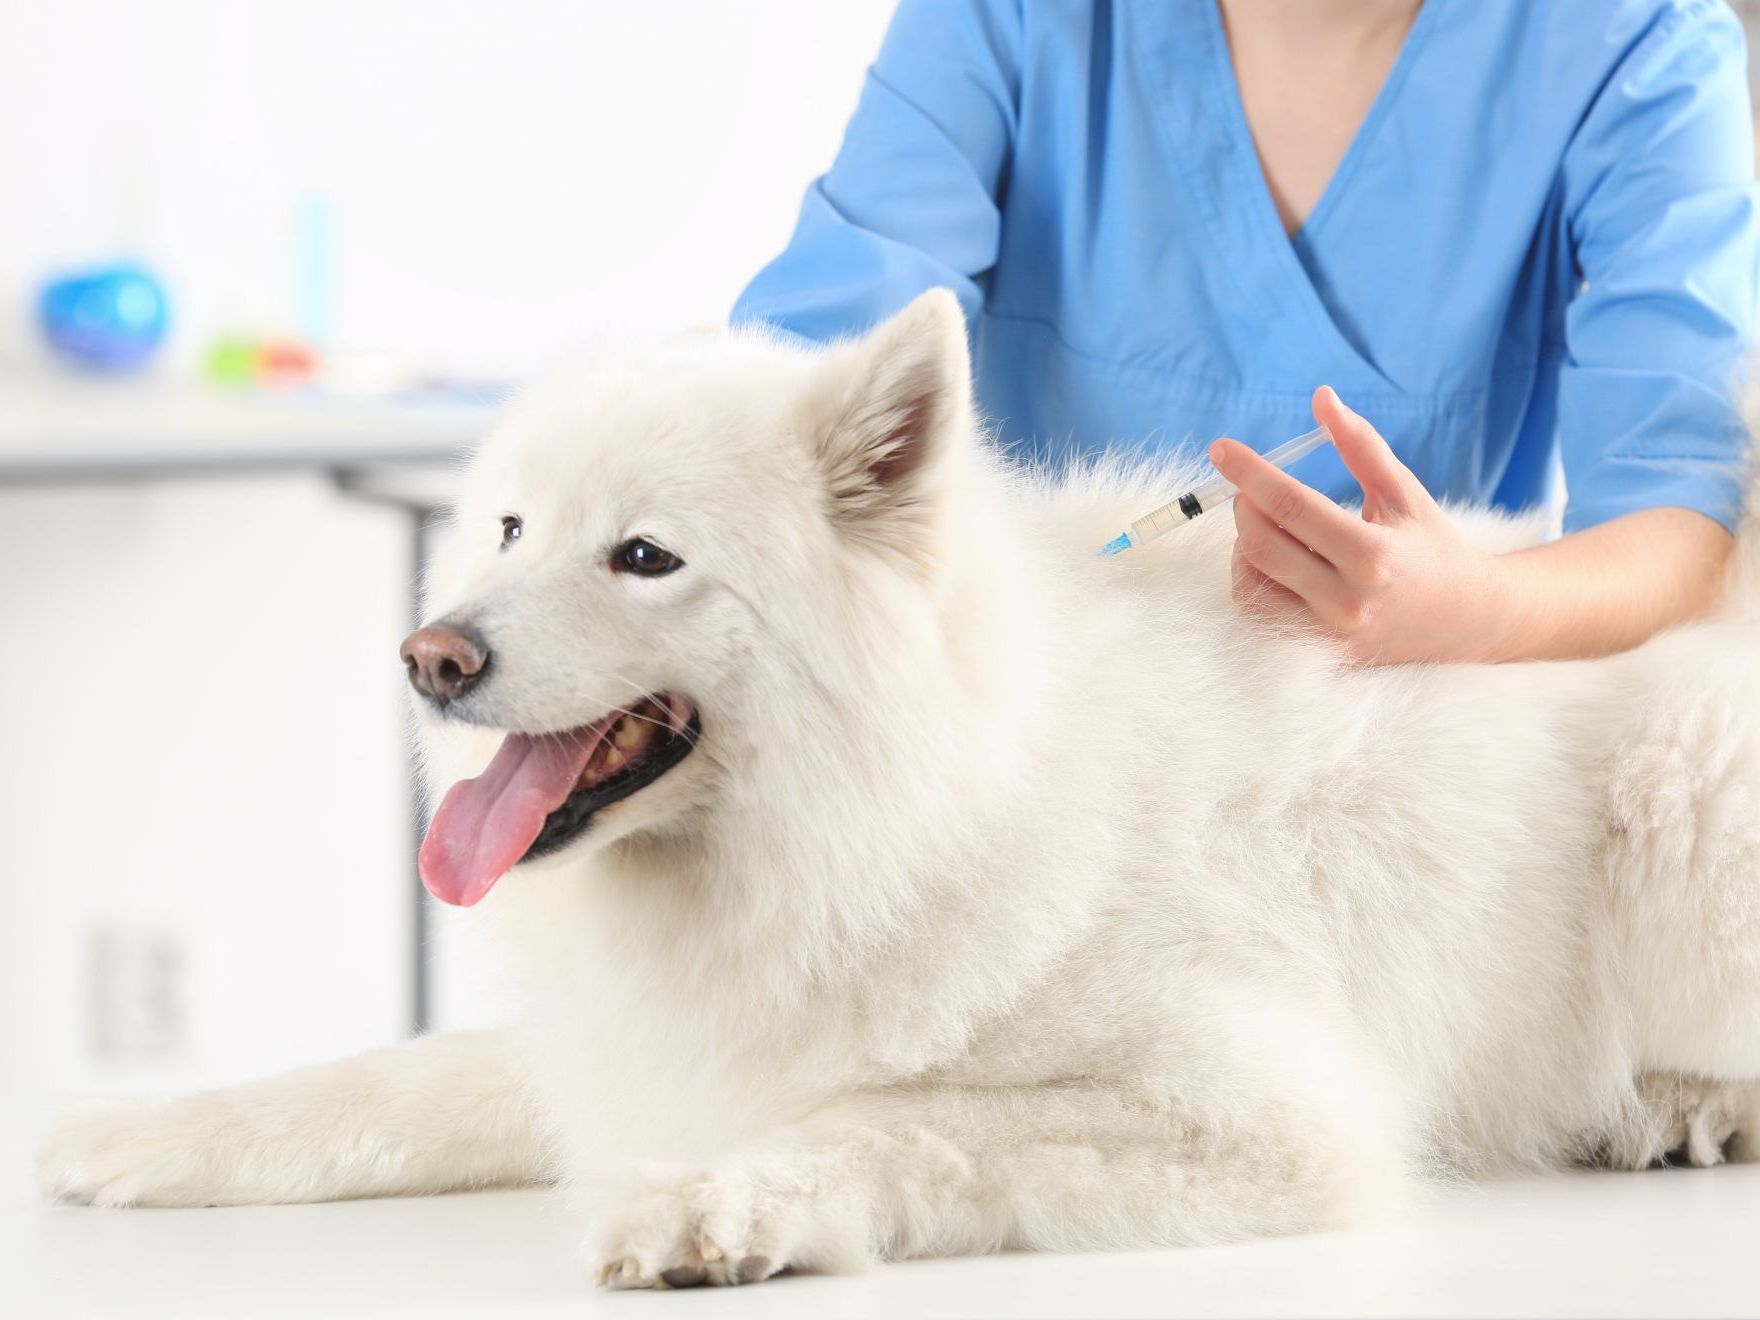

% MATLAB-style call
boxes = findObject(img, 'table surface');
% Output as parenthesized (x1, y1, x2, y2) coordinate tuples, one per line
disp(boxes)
(0, 375, 500, 482)
(5, 1098, 1757, 1320)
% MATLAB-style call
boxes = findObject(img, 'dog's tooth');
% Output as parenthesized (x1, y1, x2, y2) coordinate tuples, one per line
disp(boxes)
(613, 717, 645, 750)
(602, 747, 624, 772)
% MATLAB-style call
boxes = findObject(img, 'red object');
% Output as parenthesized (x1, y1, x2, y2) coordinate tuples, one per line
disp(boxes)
(256, 338, 318, 386)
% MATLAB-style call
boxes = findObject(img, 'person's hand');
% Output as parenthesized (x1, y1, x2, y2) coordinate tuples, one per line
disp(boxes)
(1213, 386, 1516, 665)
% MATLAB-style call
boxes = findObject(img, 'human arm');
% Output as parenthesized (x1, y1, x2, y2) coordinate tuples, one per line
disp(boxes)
(1217, 388, 1733, 665)
(732, 0, 1021, 340)
(1220, 3, 1756, 664)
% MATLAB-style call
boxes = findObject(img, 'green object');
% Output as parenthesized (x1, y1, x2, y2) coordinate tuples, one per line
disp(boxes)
(206, 336, 259, 388)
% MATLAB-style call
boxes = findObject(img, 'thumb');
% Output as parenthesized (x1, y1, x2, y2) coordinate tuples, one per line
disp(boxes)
(1313, 386, 1418, 514)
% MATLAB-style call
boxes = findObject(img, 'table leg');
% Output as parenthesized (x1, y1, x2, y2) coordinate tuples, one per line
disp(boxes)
(407, 509, 433, 1036)
(327, 464, 447, 1039)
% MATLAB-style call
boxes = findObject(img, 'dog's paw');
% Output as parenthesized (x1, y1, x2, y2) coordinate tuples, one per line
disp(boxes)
(1602, 1073, 1760, 1170)
(589, 1159, 867, 1290)
(591, 1165, 786, 1290)
(38, 1098, 229, 1208)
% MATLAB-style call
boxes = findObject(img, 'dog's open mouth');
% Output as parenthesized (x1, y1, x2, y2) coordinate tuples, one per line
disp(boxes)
(418, 694, 700, 907)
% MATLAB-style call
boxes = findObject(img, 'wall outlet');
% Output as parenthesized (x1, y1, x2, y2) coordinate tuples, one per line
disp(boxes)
(85, 922, 189, 1064)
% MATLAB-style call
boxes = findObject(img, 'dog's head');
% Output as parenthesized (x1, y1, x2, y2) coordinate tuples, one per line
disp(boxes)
(408, 290, 978, 905)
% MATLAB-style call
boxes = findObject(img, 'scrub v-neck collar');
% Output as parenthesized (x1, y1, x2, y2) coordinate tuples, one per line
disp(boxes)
(1150, 1, 1440, 388)
(1203, 0, 1434, 243)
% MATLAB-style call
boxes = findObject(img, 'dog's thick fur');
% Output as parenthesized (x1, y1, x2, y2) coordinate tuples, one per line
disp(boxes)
(40, 292, 1760, 1286)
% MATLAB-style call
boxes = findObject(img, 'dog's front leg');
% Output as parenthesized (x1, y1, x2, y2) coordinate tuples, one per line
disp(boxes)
(588, 1069, 1406, 1288)
(39, 1030, 549, 1207)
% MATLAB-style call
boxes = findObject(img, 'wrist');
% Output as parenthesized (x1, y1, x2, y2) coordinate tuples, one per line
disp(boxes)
(1460, 551, 1533, 663)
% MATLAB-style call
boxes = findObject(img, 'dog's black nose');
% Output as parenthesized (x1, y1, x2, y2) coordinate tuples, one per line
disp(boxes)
(400, 622, 490, 703)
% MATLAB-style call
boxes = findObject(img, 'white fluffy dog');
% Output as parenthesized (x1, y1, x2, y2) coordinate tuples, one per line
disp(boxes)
(40, 291, 1760, 1288)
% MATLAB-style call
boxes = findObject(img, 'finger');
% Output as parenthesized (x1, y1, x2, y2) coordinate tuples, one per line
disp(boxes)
(1232, 551, 1306, 617)
(1233, 496, 1360, 627)
(1209, 438, 1374, 570)
(1311, 386, 1421, 515)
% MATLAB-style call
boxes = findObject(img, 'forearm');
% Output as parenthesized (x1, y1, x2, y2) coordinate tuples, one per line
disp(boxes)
(1483, 507, 1733, 662)
(1219, 393, 1742, 667)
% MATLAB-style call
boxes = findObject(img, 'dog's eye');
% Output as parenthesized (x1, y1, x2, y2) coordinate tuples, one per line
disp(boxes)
(613, 537, 682, 577)
(500, 515, 523, 549)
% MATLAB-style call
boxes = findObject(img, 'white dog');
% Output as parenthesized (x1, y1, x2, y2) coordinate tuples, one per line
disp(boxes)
(40, 291, 1760, 1288)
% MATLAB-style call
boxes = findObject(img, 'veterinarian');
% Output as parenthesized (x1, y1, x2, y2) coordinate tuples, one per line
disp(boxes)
(735, 0, 1760, 664)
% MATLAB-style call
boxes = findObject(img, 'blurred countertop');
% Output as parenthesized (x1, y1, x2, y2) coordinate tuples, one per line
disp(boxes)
(0, 374, 502, 486)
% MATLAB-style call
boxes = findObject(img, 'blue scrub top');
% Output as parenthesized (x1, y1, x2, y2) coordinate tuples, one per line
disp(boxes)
(735, 0, 1760, 531)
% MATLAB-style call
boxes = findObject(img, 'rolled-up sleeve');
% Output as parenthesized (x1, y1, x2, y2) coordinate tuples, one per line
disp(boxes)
(1557, 0, 1760, 533)
(732, 0, 1021, 343)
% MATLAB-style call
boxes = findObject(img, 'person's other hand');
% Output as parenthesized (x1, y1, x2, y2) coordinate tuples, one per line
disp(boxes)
(1213, 386, 1514, 665)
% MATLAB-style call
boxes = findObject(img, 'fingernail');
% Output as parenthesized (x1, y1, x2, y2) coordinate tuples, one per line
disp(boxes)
(1326, 386, 1356, 418)
(1209, 441, 1229, 467)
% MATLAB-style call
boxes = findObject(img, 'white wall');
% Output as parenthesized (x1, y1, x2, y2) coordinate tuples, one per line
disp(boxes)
(0, 0, 893, 374)
(0, 0, 895, 1098)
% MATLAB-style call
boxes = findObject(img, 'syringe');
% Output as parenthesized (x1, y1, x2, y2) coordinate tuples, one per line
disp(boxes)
(1096, 425, 1335, 557)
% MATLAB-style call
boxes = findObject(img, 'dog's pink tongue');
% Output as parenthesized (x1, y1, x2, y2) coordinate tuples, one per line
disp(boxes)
(419, 728, 602, 907)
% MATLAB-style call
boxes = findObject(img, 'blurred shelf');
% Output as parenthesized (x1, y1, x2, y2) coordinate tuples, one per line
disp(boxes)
(0, 374, 499, 486)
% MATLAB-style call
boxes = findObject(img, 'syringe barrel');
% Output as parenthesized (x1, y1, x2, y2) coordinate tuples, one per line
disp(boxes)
(1109, 425, 1335, 553)
(1125, 499, 1191, 548)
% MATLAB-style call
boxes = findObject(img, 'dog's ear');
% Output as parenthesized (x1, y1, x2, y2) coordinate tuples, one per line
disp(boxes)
(804, 289, 972, 560)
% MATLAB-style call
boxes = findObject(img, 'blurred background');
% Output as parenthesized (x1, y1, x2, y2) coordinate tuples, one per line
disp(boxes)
(0, 0, 895, 1104)
(6, 0, 1760, 1111)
